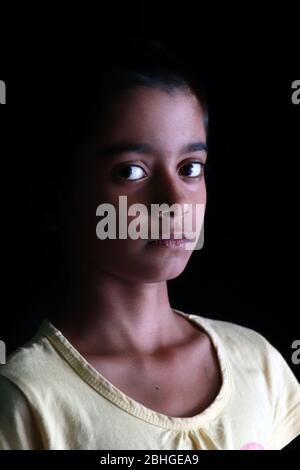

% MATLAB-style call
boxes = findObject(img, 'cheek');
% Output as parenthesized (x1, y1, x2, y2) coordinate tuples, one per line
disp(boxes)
(191, 181, 207, 210)
(199, 179, 207, 203)
(185, 184, 206, 240)
(64, 177, 207, 264)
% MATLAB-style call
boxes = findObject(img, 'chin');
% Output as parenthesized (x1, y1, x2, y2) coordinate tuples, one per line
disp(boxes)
(92, 246, 191, 283)
(133, 259, 189, 283)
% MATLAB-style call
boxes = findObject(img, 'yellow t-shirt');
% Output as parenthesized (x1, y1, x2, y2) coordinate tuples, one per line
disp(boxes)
(0, 309, 300, 450)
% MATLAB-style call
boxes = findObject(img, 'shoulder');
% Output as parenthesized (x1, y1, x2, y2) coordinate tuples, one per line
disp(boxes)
(190, 312, 300, 449)
(0, 320, 76, 449)
(182, 310, 300, 403)
(203, 315, 296, 374)
(0, 323, 54, 450)
(0, 320, 69, 403)
(0, 368, 45, 449)
(202, 314, 269, 345)
(187, 312, 276, 364)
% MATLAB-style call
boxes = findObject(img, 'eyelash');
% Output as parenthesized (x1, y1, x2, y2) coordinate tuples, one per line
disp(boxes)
(179, 161, 205, 178)
(115, 161, 205, 182)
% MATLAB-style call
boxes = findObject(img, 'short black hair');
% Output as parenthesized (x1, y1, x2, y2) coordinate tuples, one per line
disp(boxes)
(25, 38, 209, 316)
(51, 38, 209, 189)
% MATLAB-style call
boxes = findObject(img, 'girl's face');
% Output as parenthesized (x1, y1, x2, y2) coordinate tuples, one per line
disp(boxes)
(63, 86, 207, 283)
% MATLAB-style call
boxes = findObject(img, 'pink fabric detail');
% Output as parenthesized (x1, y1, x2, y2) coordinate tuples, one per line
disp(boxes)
(240, 442, 265, 450)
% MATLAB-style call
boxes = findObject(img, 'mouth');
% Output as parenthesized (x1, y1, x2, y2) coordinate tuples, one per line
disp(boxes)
(147, 239, 188, 248)
(146, 233, 196, 248)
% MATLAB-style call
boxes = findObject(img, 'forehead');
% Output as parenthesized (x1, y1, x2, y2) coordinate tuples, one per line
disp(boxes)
(96, 86, 206, 149)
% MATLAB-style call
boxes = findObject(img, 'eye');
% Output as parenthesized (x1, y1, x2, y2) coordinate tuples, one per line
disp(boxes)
(116, 164, 147, 181)
(179, 161, 204, 178)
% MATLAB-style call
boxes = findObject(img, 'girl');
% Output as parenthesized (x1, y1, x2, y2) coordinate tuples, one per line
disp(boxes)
(0, 39, 299, 450)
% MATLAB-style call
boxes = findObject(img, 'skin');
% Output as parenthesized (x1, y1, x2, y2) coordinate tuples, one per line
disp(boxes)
(51, 86, 221, 415)
(53, 85, 206, 349)
(50, 86, 223, 415)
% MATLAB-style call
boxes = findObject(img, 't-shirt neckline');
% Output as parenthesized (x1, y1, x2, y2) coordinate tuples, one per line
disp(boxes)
(38, 309, 233, 431)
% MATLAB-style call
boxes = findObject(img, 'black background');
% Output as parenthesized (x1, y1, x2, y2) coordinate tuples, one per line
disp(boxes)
(0, 6, 299, 450)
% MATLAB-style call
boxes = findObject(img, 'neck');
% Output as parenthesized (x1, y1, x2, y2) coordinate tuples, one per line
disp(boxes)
(52, 259, 185, 356)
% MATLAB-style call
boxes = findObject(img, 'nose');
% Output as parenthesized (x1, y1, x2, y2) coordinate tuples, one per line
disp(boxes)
(152, 167, 188, 212)
(148, 168, 192, 237)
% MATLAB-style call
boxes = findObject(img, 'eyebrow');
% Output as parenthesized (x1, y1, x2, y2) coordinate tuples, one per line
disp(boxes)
(99, 141, 208, 157)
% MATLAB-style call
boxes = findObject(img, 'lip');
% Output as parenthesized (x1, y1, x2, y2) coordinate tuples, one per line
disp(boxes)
(146, 238, 190, 248)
